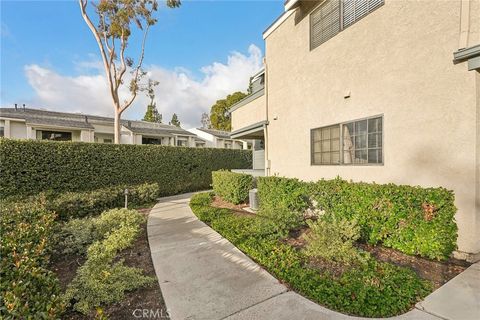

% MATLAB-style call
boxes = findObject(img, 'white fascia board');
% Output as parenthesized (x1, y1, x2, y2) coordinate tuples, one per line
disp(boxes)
(263, 9, 295, 40)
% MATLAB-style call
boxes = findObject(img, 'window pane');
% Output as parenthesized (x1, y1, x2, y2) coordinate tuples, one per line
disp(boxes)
(331, 138, 340, 151)
(331, 126, 340, 138)
(368, 149, 381, 163)
(368, 117, 382, 133)
(332, 152, 340, 164)
(354, 149, 367, 163)
(322, 140, 331, 151)
(41, 131, 72, 141)
(322, 152, 331, 164)
(0, 127, 4, 137)
(313, 141, 321, 153)
(313, 153, 322, 164)
(313, 129, 321, 141)
(322, 127, 331, 140)
(355, 134, 367, 149)
(368, 133, 382, 148)
(355, 120, 367, 134)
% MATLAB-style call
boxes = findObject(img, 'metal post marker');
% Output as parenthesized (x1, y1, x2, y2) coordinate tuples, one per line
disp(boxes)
(124, 188, 129, 209)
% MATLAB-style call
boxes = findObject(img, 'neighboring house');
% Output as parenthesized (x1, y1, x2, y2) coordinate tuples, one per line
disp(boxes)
(187, 127, 248, 149)
(230, 0, 480, 261)
(0, 107, 198, 146)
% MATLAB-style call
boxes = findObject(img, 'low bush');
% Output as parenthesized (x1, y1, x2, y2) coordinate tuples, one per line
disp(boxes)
(189, 193, 432, 317)
(212, 170, 254, 204)
(0, 199, 65, 319)
(0, 182, 159, 221)
(63, 209, 154, 314)
(257, 176, 457, 260)
(0, 139, 252, 198)
(257, 176, 309, 212)
(304, 215, 366, 267)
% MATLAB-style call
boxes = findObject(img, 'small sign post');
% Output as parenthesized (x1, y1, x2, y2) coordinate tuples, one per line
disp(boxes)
(124, 188, 129, 209)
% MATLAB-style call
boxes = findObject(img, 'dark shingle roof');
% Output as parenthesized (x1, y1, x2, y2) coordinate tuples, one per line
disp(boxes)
(197, 127, 232, 139)
(0, 108, 194, 136)
(0, 108, 94, 129)
(124, 120, 195, 136)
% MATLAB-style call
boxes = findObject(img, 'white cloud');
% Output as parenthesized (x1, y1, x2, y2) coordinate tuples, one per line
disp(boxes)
(24, 44, 263, 128)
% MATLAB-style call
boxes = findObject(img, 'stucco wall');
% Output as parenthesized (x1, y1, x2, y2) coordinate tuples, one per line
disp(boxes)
(264, 0, 480, 254)
(231, 94, 266, 132)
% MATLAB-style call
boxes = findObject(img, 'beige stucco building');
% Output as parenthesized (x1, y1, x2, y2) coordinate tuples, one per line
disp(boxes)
(230, 0, 480, 260)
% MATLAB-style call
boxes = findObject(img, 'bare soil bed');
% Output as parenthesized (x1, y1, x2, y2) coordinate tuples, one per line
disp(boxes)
(51, 209, 168, 319)
(211, 195, 254, 216)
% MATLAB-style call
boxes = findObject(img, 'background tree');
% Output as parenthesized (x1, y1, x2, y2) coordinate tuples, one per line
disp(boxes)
(143, 79, 162, 123)
(209, 91, 246, 131)
(200, 112, 211, 129)
(79, 0, 181, 143)
(169, 113, 181, 127)
(143, 104, 162, 123)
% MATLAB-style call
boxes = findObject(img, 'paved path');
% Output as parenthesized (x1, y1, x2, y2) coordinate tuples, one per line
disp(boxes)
(148, 193, 480, 320)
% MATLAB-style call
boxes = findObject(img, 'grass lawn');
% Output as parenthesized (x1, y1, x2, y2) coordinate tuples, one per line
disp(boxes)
(190, 192, 434, 318)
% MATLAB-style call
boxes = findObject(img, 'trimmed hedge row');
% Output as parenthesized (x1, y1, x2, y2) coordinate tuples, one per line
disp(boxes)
(257, 176, 457, 260)
(0, 139, 252, 198)
(212, 170, 254, 204)
(0, 198, 65, 319)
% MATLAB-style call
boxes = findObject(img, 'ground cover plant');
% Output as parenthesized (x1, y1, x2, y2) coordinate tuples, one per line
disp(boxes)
(190, 192, 433, 318)
(62, 209, 155, 314)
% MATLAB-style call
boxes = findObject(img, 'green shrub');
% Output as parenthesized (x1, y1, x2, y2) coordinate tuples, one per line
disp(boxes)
(258, 176, 457, 260)
(189, 195, 432, 317)
(212, 170, 254, 204)
(255, 207, 304, 238)
(44, 182, 158, 220)
(63, 208, 154, 314)
(304, 216, 367, 267)
(257, 176, 309, 212)
(0, 139, 252, 198)
(0, 199, 65, 319)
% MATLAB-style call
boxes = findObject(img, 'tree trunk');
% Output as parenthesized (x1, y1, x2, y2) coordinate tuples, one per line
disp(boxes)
(114, 110, 121, 144)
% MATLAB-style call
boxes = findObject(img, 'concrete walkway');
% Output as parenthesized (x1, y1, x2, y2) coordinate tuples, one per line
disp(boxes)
(148, 193, 480, 320)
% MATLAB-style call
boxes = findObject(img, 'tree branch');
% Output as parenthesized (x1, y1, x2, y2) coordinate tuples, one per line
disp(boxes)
(119, 23, 150, 113)
(78, 0, 118, 108)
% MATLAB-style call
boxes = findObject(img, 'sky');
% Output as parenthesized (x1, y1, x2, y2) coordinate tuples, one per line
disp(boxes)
(0, 0, 283, 128)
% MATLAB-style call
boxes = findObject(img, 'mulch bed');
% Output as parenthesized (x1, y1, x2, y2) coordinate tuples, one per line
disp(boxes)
(282, 226, 471, 288)
(211, 195, 254, 216)
(51, 208, 169, 319)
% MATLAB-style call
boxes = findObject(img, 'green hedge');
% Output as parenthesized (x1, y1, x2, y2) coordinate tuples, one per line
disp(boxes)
(257, 176, 457, 260)
(0, 139, 252, 198)
(212, 170, 254, 204)
(0, 198, 65, 319)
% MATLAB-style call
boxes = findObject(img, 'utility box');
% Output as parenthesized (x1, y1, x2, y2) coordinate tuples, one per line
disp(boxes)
(249, 188, 259, 211)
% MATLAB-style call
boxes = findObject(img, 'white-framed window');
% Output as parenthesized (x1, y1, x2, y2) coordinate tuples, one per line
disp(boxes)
(310, 0, 384, 50)
(311, 115, 383, 165)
